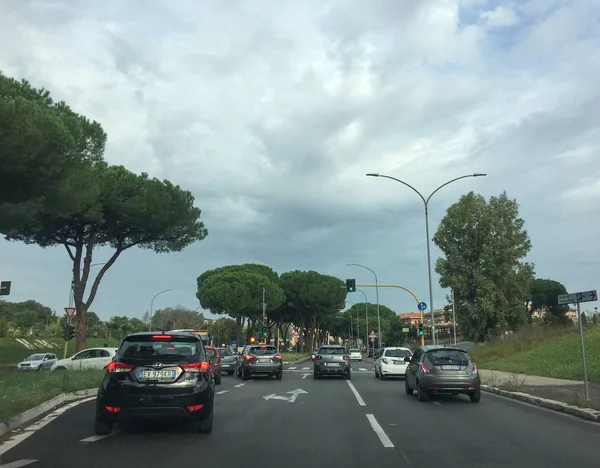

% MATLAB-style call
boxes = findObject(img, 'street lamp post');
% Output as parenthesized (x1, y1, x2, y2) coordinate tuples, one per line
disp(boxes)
(356, 288, 369, 351)
(149, 289, 175, 331)
(346, 264, 381, 347)
(366, 173, 486, 344)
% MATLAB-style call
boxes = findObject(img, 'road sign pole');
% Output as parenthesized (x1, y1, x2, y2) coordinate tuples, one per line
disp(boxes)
(576, 302, 590, 400)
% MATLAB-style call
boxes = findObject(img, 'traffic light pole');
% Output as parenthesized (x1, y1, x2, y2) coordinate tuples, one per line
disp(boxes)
(63, 318, 70, 359)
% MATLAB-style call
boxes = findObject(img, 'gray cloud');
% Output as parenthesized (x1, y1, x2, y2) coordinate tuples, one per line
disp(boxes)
(1, 0, 599, 320)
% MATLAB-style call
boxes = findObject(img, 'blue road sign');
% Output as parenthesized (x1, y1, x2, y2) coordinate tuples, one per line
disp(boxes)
(418, 302, 427, 311)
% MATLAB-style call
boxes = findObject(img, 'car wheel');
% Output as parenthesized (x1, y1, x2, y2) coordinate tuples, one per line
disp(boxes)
(94, 418, 113, 436)
(313, 370, 320, 379)
(405, 378, 413, 395)
(55, 366, 66, 371)
(275, 371, 283, 380)
(379, 372, 385, 380)
(374, 367, 379, 378)
(416, 381, 429, 402)
(242, 368, 249, 380)
(215, 373, 221, 385)
(345, 371, 351, 380)
(227, 371, 234, 376)
(195, 409, 213, 434)
(470, 388, 481, 403)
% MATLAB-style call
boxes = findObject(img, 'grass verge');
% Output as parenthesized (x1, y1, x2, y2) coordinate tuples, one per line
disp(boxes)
(0, 370, 104, 421)
(281, 352, 310, 363)
(471, 325, 600, 383)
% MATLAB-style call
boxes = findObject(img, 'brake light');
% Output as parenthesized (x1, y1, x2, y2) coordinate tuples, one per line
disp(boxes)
(187, 404, 204, 412)
(343, 355, 350, 361)
(106, 362, 135, 374)
(471, 364, 478, 374)
(314, 355, 322, 360)
(420, 363, 429, 374)
(105, 406, 121, 413)
(272, 354, 282, 361)
(245, 354, 257, 361)
(152, 335, 172, 340)
(180, 361, 210, 373)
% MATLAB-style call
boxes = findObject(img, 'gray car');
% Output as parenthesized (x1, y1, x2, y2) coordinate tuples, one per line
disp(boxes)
(237, 344, 283, 380)
(16, 353, 57, 371)
(217, 347, 237, 376)
(313, 345, 351, 379)
(405, 345, 481, 403)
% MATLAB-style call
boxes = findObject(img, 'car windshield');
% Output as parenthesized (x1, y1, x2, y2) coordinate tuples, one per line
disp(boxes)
(426, 349, 470, 366)
(384, 349, 411, 358)
(218, 348, 233, 356)
(120, 336, 199, 362)
(319, 347, 346, 355)
(249, 346, 277, 355)
(25, 354, 45, 361)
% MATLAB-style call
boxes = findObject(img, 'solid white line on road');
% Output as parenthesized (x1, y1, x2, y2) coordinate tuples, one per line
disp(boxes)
(302, 373, 310, 379)
(80, 434, 111, 443)
(0, 397, 95, 457)
(234, 383, 245, 388)
(366, 414, 395, 448)
(288, 367, 297, 370)
(346, 380, 366, 406)
(0, 460, 38, 468)
(302, 367, 310, 370)
(359, 368, 367, 371)
(432, 401, 441, 405)
(216, 390, 230, 395)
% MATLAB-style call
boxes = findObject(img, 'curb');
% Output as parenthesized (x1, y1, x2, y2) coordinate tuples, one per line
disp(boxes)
(0, 387, 97, 437)
(481, 384, 600, 423)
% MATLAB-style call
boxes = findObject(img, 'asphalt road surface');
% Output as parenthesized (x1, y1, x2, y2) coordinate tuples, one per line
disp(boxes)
(1, 359, 599, 468)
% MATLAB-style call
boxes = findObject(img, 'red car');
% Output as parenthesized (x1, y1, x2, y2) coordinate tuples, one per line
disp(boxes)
(204, 346, 222, 385)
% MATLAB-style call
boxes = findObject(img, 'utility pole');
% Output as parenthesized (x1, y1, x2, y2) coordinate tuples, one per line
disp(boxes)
(262, 288, 266, 343)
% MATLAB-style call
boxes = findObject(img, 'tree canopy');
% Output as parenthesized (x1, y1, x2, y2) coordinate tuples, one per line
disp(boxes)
(0, 73, 208, 350)
(529, 278, 571, 325)
(433, 191, 534, 342)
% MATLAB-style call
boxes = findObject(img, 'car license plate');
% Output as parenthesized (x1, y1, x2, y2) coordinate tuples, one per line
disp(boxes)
(258, 358, 271, 363)
(139, 369, 176, 380)
(393, 360, 405, 365)
(222, 364, 229, 368)
(441, 365, 461, 370)
(325, 362, 339, 367)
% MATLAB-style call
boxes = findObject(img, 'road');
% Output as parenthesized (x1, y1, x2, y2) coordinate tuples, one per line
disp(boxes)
(1, 359, 599, 467)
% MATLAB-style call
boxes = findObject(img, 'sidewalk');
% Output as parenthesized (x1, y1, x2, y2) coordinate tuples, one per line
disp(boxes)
(480, 369, 600, 410)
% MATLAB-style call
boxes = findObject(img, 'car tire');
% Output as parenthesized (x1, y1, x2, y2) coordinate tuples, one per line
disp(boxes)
(195, 409, 213, 434)
(405, 378, 413, 395)
(313, 371, 320, 379)
(379, 372, 385, 380)
(55, 366, 66, 371)
(242, 368, 249, 380)
(374, 368, 379, 378)
(94, 418, 113, 436)
(215, 373, 221, 385)
(470, 388, 481, 403)
(275, 371, 283, 380)
(345, 371, 351, 380)
(416, 381, 429, 402)
(227, 371, 234, 376)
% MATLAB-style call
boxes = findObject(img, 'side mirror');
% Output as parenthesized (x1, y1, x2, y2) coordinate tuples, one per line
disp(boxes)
(209, 357, 219, 365)
(404, 357, 411, 362)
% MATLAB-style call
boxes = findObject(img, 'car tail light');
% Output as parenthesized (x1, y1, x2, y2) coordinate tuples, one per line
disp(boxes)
(106, 362, 135, 374)
(272, 354, 282, 361)
(180, 361, 210, 373)
(245, 354, 257, 361)
(152, 335, 172, 340)
(105, 406, 121, 413)
(471, 364, 478, 374)
(343, 355, 350, 361)
(314, 355, 322, 360)
(187, 404, 204, 412)
(420, 363, 430, 374)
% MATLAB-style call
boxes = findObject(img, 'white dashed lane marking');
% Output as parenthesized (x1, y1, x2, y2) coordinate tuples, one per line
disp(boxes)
(216, 390, 229, 395)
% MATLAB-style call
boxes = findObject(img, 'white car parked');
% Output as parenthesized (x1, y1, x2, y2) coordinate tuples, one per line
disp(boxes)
(375, 347, 412, 379)
(51, 347, 118, 371)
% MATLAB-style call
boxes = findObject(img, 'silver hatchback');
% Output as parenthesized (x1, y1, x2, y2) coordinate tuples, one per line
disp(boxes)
(313, 345, 351, 379)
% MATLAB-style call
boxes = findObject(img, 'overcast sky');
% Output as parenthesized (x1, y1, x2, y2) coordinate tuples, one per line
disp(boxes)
(1, 0, 599, 323)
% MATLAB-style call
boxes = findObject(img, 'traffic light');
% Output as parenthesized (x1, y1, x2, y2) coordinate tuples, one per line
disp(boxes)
(63, 324, 75, 341)
(345, 279, 356, 292)
(263, 331, 267, 337)
(418, 323, 424, 336)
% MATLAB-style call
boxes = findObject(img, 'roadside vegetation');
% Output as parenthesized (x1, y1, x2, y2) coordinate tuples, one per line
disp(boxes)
(0, 369, 104, 421)
(471, 325, 600, 383)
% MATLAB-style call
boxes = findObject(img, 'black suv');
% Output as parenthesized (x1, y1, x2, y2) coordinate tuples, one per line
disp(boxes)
(95, 332, 216, 435)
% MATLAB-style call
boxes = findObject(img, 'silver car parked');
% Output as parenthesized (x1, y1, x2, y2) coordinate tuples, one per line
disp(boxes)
(16, 353, 57, 371)
(405, 345, 481, 403)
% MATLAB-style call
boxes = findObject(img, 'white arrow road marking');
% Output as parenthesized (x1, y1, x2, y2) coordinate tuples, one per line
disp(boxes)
(216, 390, 229, 395)
(262, 388, 307, 403)
(0, 460, 38, 468)
(302, 373, 310, 379)
(366, 414, 395, 448)
(234, 383, 245, 388)
(288, 367, 297, 370)
(80, 434, 112, 443)
(0, 397, 95, 457)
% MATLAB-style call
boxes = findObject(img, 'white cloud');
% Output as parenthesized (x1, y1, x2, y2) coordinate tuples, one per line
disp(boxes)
(1, 0, 599, 319)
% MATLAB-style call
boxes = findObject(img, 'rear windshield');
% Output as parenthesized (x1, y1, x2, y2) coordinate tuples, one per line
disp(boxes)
(426, 349, 470, 366)
(205, 348, 217, 358)
(218, 348, 233, 357)
(120, 337, 200, 361)
(349, 349, 360, 353)
(384, 349, 411, 358)
(319, 347, 346, 355)
(249, 346, 277, 355)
